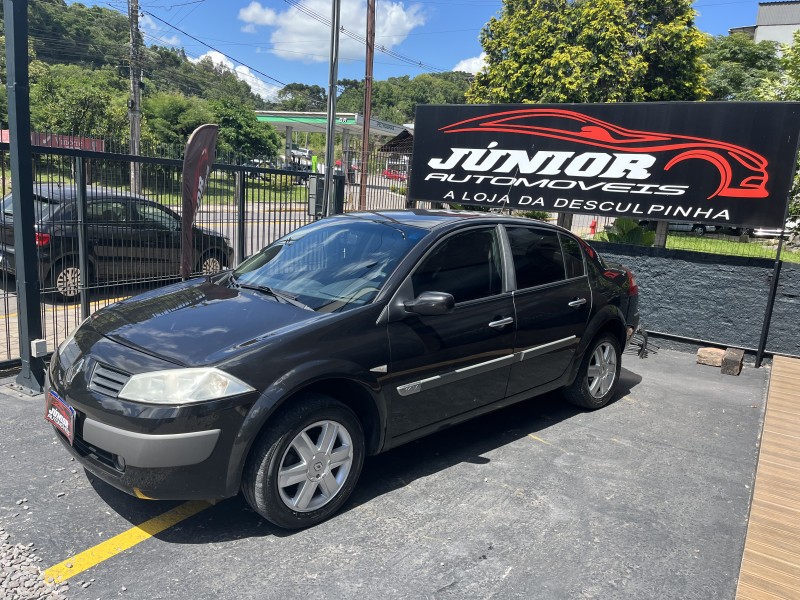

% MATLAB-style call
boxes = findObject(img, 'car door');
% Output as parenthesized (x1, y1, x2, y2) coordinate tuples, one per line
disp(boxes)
(385, 225, 516, 439)
(129, 201, 182, 278)
(505, 227, 591, 396)
(85, 200, 133, 282)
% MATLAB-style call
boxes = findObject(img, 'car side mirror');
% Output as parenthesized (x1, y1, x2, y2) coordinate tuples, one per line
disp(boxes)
(404, 291, 454, 316)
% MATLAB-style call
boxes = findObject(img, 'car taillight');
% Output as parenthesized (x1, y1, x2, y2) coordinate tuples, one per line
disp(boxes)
(35, 232, 51, 247)
(626, 269, 639, 296)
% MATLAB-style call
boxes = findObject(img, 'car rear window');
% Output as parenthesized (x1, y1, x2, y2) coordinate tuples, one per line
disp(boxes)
(506, 227, 566, 289)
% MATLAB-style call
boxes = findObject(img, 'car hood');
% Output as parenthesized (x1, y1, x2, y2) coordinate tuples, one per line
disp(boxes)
(88, 279, 321, 366)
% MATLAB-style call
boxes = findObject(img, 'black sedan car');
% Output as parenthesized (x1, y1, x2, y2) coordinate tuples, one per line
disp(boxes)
(46, 210, 640, 528)
(0, 184, 233, 299)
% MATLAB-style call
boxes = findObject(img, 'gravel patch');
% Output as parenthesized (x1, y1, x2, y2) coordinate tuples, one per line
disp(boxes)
(0, 525, 69, 600)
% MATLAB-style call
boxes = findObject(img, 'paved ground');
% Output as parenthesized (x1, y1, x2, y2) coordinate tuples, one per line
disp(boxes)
(0, 347, 767, 599)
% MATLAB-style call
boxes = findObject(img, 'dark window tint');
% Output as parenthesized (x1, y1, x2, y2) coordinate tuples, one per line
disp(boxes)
(132, 202, 178, 230)
(87, 201, 126, 223)
(560, 234, 585, 278)
(412, 228, 502, 303)
(506, 227, 565, 289)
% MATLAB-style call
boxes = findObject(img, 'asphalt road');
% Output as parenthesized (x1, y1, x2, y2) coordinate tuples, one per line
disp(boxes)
(0, 345, 767, 599)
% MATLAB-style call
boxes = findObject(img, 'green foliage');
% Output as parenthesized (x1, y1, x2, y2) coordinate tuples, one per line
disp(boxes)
(520, 210, 552, 221)
(210, 99, 281, 159)
(30, 63, 128, 138)
(337, 73, 470, 124)
(605, 217, 655, 246)
(142, 92, 214, 147)
(702, 33, 779, 100)
(468, 0, 707, 103)
(275, 83, 328, 112)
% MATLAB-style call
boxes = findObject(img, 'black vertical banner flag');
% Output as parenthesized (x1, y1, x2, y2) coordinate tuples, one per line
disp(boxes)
(180, 124, 219, 280)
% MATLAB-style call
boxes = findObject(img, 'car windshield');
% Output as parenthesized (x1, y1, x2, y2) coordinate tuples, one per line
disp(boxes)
(233, 217, 427, 313)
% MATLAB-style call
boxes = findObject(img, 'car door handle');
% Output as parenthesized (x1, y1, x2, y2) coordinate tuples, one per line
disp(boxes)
(488, 317, 514, 328)
(568, 298, 587, 308)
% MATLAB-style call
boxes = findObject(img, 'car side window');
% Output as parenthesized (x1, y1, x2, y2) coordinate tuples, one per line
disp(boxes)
(132, 202, 178, 231)
(411, 227, 503, 304)
(560, 234, 586, 279)
(506, 227, 566, 289)
(87, 201, 126, 224)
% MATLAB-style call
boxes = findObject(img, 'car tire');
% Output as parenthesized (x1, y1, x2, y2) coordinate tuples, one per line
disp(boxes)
(242, 394, 365, 529)
(563, 333, 621, 410)
(50, 258, 83, 301)
(198, 250, 227, 275)
(691, 225, 707, 236)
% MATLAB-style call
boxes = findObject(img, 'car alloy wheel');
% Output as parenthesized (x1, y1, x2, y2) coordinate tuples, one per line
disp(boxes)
(54, 263, 81, 299)
(277, 420, 354, 512)
(563, 334, 621, 410)
(242, 394, 365, 529)
(201, 255, 223, 275)
(587, 341, 617, 399)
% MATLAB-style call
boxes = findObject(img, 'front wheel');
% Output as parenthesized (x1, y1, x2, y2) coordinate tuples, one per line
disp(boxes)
(691, 225, 707, 236)
(563, 334, 621, 409)
(242, 394, 365, 529)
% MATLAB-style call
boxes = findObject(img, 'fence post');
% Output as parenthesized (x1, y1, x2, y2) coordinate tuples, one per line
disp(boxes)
(5, 0, 45, 393)
(235, 170, 246, 265)
(75, 157, 90, 319)
(653, 221, 669, 248)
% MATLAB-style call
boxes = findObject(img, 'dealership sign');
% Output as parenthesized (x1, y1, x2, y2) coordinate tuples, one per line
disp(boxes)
(409, 103, 800, 227)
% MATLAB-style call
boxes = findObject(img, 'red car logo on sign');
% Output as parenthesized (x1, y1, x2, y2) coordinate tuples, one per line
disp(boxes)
(439, 108, 769, 199)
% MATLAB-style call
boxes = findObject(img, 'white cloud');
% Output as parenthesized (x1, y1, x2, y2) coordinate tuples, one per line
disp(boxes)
(189, 51, 280, 102)
(238, 0, 426, 63)
(239, 1, 278, 26)
(453, 53, 486, 74)
(140, 14, 181, 47)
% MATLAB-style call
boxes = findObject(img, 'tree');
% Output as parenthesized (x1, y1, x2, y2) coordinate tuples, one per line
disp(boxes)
(210, 99, 281, 160)
(468, 0, 707, 103)
(276, 83, 327, 112)
(142, 92, 214, 148)
(702, 33, 779, 101)
(30, 63, 128, 138)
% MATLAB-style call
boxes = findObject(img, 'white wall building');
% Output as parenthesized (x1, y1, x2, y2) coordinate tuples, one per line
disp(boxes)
(730, 1, 800, 45)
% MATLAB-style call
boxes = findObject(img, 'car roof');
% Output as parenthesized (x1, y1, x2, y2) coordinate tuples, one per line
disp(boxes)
(30, 184, 146, 203)
(343, 209, 562, 232)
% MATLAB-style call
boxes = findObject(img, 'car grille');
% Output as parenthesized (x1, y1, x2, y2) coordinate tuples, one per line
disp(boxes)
(89, 363, 131, 397)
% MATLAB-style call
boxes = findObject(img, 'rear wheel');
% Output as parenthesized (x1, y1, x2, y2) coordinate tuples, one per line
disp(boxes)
(691, 224, 707, 236)
(563, 334, 621, 409)
(198, 250, 227, 275)
(242, 394, 365, 529)
(50, 258, 83, 301)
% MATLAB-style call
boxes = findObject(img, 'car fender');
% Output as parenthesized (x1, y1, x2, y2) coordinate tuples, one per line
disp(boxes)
(565, 304, 627, 386)
(223, 358, 387, 495)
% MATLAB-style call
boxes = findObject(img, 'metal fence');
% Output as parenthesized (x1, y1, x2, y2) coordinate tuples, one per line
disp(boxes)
(0, 143, 413, 364)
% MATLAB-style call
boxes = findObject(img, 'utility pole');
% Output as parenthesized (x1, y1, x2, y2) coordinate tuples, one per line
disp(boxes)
(358, 0, 375, 211)
(323, 0, 342, 216)
(128, 0, 142, 194)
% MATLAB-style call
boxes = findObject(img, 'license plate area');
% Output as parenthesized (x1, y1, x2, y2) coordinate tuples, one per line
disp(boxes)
(45, 389, 76, 445)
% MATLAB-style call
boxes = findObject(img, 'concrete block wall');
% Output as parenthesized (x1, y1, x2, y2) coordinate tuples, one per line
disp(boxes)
(590, 242, 800, 357)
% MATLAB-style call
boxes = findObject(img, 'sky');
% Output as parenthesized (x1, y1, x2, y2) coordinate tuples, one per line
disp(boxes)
(69, 0, 766, 105)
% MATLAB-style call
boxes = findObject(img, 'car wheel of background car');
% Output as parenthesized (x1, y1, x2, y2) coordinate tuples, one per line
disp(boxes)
(563, 333, 621, 410)
(199, 251, 227, 275)
(691, 225, 707, 236)
(51, 258, 83, 301)
(242, 394, 365, 529)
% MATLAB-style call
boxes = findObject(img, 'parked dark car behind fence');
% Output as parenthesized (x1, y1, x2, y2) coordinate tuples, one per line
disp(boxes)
(0, 184, 233, 300)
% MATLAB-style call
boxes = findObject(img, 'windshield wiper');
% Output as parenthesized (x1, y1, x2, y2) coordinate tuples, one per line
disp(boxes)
(235, 281, 313, 311)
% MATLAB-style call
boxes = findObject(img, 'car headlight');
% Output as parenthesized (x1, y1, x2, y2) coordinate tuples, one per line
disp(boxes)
(118, 368, 255, 404)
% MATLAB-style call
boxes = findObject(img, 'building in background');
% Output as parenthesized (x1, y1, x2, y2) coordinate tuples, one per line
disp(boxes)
(730, 1, 800, 45)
